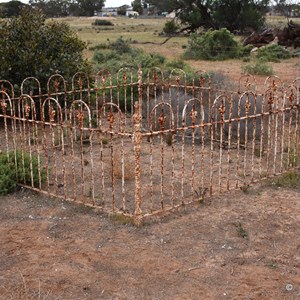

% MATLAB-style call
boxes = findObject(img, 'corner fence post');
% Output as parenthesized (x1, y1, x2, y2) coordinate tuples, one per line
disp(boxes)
(133, 66, 143, 226)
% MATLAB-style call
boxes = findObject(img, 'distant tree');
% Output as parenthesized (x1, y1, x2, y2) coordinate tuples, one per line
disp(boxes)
(145, 0, 175, 14)
(29, 0, 69, 17)
(75, 0, 104, 16)
(29, 0, 104, 17)
(131, 0, 143, 15)
(0, 8, 89, 89)
(1, 0, 27, 17)
(212, 0, 270, 32)
(146, 0, 270, 33)
(117, 5, 128, 15)
(274, 0, 300, 19)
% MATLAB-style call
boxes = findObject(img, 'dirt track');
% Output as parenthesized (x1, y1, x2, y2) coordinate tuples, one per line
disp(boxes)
(0, 181, 299, 299)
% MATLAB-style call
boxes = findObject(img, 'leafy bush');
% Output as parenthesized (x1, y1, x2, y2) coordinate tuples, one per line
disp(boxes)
(273, 171, 300, 189)
(183, 29, 244, 60)
(0, 150, 45, 195)
(92, 37, 197, 111)
(256, 44, 292, 62)
(0, 8, 89, 91)
(163, 20, 180, 35)
(92, 19, 114, 26)
(88, 43, 110, 51)
(243, 59, 274, 76)
(93, 37, 155, 73)
(92, 37, 193, 76)
(109, 36, 132, 54)
(240, 44, 255, 57)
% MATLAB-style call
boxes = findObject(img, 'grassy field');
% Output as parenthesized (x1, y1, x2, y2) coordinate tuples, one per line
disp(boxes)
(55, 16, 187, 60)
(56, 15, 300, 60)
(53, 15, 300, 86)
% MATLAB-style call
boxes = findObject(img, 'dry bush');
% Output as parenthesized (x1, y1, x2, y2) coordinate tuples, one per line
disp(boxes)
(112, 148, 135, 181)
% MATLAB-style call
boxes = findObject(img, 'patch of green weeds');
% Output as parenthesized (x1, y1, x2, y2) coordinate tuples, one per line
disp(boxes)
(256, 44, 292, 62)
(284, 147, 300, 168)
(110, 213, 135, 226)
(102, 138, 108, 145)
(240, 183, 251, 194)
(165, 132, 173, 146)
(183, 29, 244, 60)
(266, 260, 278, 269)
(0, 150, 46, 195)
(243, 58, 274, 76)
(272, 171, 300, 189)
(67, 203, 95, 215)
(234, 222, 248, 239)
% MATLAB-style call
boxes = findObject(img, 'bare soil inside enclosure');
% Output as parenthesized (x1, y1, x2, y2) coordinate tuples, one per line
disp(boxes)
(0, 183, 300, 299)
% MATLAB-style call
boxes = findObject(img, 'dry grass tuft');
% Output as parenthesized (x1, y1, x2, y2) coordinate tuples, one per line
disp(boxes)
(112, 148, 135, 181)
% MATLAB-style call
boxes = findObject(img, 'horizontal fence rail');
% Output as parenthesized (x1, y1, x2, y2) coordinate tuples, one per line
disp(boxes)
(0, 68, 299, 224)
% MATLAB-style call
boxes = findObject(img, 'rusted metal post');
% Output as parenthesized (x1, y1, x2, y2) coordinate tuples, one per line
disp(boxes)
(133, 66, 143, 226)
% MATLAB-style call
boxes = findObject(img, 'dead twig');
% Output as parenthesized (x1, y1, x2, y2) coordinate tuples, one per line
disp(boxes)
(188, 266, 201, 271)
(18, 269, 27, 300)
(134, 36, 172, 45)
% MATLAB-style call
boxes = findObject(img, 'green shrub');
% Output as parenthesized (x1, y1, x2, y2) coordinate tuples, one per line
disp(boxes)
(165, 58, 196, 84)
(88, 43, 110, 51)
(93, 36, 194, 74)
(243, 59, 274, 76)
(256, 44, 292, 62)
(0, 8, 89, 93)
(0, 150, 45, 195)
(240, 44, 255, 57)
(92, 19, 114, 26)
(163, 20, 179, 35)
(109, 36, 132, 54)
(0, 157, 16, 195)
(183, 29, 243, 60)
(92, 37, 197, 110)
(273, 171, 300, 189)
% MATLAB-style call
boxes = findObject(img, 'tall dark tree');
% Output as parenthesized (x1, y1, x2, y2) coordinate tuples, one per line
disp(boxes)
(117, 5, 129, 15)
(146, 0, 270, 33)
(75, 0, 104, 16)
(29, 0, 69, 17)
(145, 0, 175, 14)
(213, 0, 270, 32)
(1, 0, 27, 17)
(29, 0, 104, 17)
(132, 0, 143, 14)
(0, 8, 89, 88)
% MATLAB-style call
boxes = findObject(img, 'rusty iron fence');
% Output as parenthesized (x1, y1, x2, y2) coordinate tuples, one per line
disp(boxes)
(0, 68, 299, 224)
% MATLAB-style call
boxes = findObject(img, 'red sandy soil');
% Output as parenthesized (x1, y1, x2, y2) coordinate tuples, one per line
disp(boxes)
(0, 182, 299, 299)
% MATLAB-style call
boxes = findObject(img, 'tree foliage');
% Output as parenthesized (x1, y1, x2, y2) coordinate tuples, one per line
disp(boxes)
(0, 8, 89, 88)
(75, 0, 104, 16)
(146, 0, 270, 33)
(28, 0, 69, 17)
(163, 19, 180, 35)
(183, 28, 245, 60)
(117, 5, 129, 15)
(132, 0, 143, 15)
(145, 0, 175, 14)
(29, 0, 105, 17)
(0, 0, 27, 17)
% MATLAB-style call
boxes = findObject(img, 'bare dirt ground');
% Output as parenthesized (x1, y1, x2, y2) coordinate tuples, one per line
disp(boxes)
(0, 181, 300, 300)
